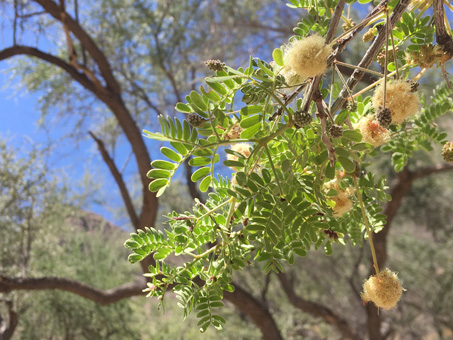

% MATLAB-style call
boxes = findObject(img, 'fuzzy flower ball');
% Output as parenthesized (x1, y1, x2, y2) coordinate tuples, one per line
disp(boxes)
(324, 179, 355, 217)
(372, 80, 420, 124)
(285, 35, 332, 79)
(354, 115, 390, 147)
(361, 268, 404, 310)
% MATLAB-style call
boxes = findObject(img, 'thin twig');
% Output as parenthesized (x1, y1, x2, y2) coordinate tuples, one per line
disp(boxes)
(387, 10, 400, 79)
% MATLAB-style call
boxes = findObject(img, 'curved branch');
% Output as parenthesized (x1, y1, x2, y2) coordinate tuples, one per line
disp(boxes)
(32, 0, 121, 94)
(277, 272, 360, 340)
(0, 276, 145, 306)
(0, 45, 98, 95)
(0, 299, 18, 340)
(88, 131, 139, 228)
(224, 283, 283, 340)
(411, 162, 453, 180)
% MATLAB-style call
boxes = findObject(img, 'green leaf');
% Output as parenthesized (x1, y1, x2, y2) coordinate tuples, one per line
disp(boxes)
(206, 75, 244, 83)
(151, 160, 176, 170)
(342, 129, 362, 142)
(148, 179, 168, 192)
(223, 160, 244, 168)
(338, 156, 356, 173)
(161, 147, 182, 162)
(189, 157, 211, 166)
(175, 103, 192, 113)
(240, 124, 261, 139)
(199, 176, 211, 192)
(272, 48, 284, 66)
(190, 91, 207, 111)
(128, 254, 143, 263)
(147, 169, 171, 179)
(153, 248, 171, 260)
(206, 80, 228, 95)
(240, 105, 263, 116)
(200, 86, 221, 102)
(240, 115, 261, 128)
(191, 167, 211, 182)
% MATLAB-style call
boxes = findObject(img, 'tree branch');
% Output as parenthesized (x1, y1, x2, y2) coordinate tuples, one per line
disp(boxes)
(277, 272, 361, 340)
(433, 0, 453, 56)
(0, 276, 145, 306)
(326, 0, 346, 44)
(32, 0, 121, 94)
(88, 131, 139, 229)
(224, 283, 283, 340)
(0, 45, 98, 95)
(331, 0, 410, 114)
(0, 299, 18, 340)
(411, 162, 453, 180)
(0, 45, 158, 252)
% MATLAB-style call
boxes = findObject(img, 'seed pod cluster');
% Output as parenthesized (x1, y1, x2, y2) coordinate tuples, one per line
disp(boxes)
(294, 110, 313, 128)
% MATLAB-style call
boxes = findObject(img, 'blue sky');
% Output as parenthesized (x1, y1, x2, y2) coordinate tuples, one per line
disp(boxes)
(0, 62, 128, 226)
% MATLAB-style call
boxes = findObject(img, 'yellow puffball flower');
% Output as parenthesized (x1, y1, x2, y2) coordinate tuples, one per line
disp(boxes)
(372, 80, 420, 124)
(285, 35, 332, 79)
(353, 115, 390, 148)
(361, 268, 404, 310)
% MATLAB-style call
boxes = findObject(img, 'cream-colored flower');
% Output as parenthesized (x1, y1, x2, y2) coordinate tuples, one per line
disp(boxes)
(361, 268, 404, 310)
(354, 115, 390, 147)
(372, 80, 420, 124)
(285, 35, 332, 79)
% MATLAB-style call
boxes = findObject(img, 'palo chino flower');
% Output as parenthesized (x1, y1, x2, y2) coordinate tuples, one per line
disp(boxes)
(361, 268, 404, 310)
(354, 115, 390, 148)
(285, 35, 332, 79)
(372, 80, 420, 124)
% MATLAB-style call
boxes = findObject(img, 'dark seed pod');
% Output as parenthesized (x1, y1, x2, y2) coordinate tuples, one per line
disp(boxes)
(187, 114, 208, 127)
(294, 110, 313, 127)
(327, 124, 343, 138)
(376, 106, 392, 128)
